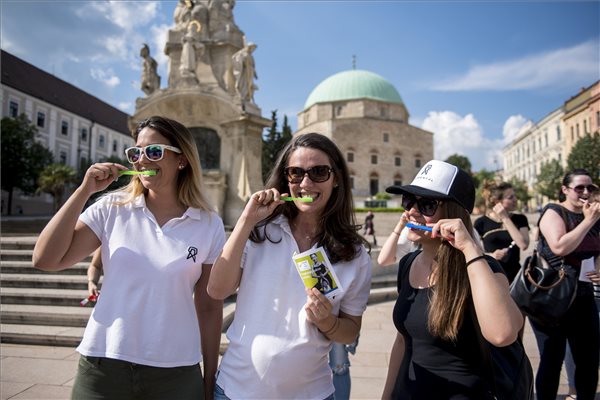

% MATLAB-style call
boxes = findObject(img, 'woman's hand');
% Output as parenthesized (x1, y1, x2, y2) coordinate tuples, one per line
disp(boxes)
(431, 218, 479, 254)
(240, 188, 285, 226)
(583, 200, 600, 223)
(492, 203, 510, 220)
(81, 162, 127, 196)
(87, 280, 100, 298)
(304, 287, 333, 325)
(491, 248, 510, 262)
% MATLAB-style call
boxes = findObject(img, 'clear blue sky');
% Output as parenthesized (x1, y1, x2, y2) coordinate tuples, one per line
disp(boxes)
(2, 1, 598, 171)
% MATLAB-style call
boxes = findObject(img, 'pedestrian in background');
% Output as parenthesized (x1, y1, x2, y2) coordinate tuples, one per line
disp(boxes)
(474, 181, 529, 283)
(531, 169, 599, 400)
(32, 116, 225, 400)
(363, 210, 377, 246)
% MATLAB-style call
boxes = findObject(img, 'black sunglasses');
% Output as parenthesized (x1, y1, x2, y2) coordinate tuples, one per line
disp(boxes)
(284, 165, 333, 184)
(567, 184, 599, 195)
(401, 194, 441, 217)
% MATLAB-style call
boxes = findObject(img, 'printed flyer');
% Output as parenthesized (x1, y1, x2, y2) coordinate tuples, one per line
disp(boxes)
(292, 246, 343, 300)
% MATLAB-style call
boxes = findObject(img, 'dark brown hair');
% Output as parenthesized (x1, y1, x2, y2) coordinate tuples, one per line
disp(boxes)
(250, 133, 369, 263)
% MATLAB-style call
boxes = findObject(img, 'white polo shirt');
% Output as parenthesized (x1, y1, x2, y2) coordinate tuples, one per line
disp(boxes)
(77, 193, 225, 367)
(217, 215, 372, 399)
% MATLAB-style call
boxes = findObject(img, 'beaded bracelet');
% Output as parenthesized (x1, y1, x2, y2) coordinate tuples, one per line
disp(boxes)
(465, 255, 487, 268)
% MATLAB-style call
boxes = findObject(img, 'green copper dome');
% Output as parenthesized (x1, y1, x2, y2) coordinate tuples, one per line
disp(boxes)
(304, 70, 403, 110)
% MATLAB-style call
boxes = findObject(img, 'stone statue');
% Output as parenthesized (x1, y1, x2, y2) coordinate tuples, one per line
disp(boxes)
(232, 41, 257, 103)
(140, 44, 160, 95)
(208, 0, 242, 44)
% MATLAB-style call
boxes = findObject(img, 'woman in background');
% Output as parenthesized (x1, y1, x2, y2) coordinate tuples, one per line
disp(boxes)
(474, 181, 529, 283)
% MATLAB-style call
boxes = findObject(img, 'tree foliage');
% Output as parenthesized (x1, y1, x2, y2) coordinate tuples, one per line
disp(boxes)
(536, 159, 564, 200)
(37, 164, 78, 211)
(445, 154, 472, 174)
(566, 132, 600, 185)
(262, 110, 292, 182)
(508, 176, 532, 205)
(1, 114, 54, 214)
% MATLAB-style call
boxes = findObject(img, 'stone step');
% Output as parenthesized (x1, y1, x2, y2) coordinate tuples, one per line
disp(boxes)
(0, 323, 85, 347)
(0, 273, 100, 290)
(1, 304, 92, 327)
(1, 249, 36, 261)
(0, 260, 91, 275)
(0, 236, 38, 250)
(1, 287, 90, 307)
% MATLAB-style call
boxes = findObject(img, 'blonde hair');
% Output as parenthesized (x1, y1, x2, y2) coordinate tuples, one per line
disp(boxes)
(481, 180, 513, 211)
(113, 116, 213, 211)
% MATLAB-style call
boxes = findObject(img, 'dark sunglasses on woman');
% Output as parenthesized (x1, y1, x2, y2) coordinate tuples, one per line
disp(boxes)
(401, 194, 441, 217)
(567, 184, 599, 195)
(284, 165, 333, 184)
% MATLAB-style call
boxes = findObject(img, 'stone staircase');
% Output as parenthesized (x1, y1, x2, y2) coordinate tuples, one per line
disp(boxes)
(0, 235, 397, 348)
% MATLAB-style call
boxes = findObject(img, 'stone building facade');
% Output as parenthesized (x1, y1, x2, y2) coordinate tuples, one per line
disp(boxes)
(295, 70, 433, 204)
(1, 50, 134, 215)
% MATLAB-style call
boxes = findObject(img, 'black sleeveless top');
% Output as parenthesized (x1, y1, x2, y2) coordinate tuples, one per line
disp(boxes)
(391, 251, 503, 399)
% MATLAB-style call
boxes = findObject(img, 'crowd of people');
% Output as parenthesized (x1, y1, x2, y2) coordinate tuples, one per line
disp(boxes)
(32, 115, 599, 399)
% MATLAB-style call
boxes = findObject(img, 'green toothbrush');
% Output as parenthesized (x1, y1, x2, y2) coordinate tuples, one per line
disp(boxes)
(280, 196, 313, 202)
(118, 170, 157, 176)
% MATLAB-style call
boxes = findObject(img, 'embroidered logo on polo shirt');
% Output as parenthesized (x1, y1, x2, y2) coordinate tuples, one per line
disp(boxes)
(187, 246, 198, 262)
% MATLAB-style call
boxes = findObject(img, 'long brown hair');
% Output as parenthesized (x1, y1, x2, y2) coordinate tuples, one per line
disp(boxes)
(427, 201, 474, 341)
(250, 132, 369, 263)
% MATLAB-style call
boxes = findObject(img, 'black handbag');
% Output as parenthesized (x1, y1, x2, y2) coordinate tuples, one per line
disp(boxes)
(509, 249, 578, 326)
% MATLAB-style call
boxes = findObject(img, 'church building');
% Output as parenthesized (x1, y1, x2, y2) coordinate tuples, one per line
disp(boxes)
(295, 69, 433, 204)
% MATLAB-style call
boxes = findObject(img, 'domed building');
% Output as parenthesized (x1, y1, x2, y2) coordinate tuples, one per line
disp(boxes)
(296, 69, 433, 203)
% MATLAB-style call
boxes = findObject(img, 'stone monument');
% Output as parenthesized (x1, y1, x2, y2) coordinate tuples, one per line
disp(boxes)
(131, 0, 269, 226)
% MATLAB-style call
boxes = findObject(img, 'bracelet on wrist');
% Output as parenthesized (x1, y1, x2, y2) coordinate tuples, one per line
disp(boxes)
(320, 317, 340, 336)
(465, 255, 487, 268)
(392, 230, 401, 236)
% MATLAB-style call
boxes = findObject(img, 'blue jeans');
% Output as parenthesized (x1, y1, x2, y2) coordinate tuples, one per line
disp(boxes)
(214, 384, 335, 400)
(329, 337, 359, 400)
(530, 291, 599, 400)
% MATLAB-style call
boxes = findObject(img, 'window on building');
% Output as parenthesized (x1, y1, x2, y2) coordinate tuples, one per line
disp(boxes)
(394, 179, 402, 186)
(571, 127, 574, 141)
(369, 178, 379, 196)
(112, 140, 118, 153)
(347, 152, 354, 163)
(544, 133, 548, 147)
(380, 107, 386, 117)
(336, 106, 343, 116)
(61, 121, 69, 135)
(371, 154, 378, 164)
(350, 176, 355, 190)
(395, 156, 401, 166)
(99, 134, 105, 148)
(558, 153, 562, 162)
(59, 151, 67, 164)
(583, 120, 587, 134)
(9, 101, 19, 117)
(557, 126, 561, 141)
(81, 128, 88, 142)
(415, 158, 421, 168)
(596, 111, 600, 127)
(37, 112, 46, 128)
(383, 132, 389, 143)
(576, 124, 580, 137)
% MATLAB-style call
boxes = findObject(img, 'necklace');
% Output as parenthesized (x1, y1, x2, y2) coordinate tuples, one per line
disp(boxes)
(291, 220, 318, 242)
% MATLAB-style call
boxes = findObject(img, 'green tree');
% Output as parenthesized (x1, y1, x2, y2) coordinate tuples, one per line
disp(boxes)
(508, 176, 532, 207)
(536, 159, 564, 200)
(37, 163, 78, 211)
(262, 110, 292, 182)
(1, 114, 54, 215)
(473, 169, 497, 210)
(566, 132, 600, 185)
(445, 154, 472, 174)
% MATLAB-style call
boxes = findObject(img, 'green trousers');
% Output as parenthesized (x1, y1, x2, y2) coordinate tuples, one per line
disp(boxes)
(71, 355, 204, 400)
